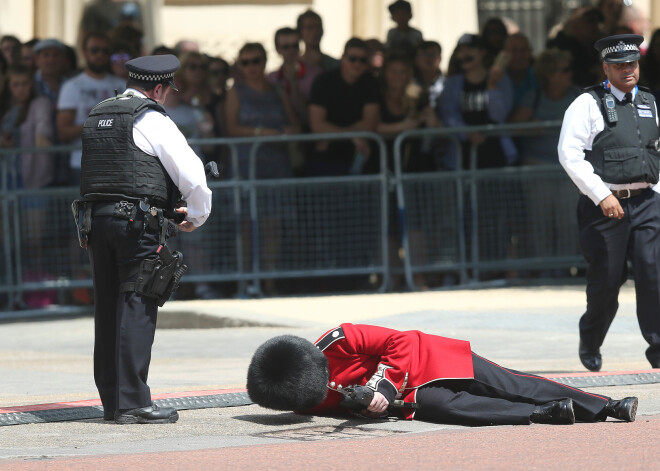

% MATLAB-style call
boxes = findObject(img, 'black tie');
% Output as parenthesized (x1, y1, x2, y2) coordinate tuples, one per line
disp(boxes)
(624, 92, 632, 104)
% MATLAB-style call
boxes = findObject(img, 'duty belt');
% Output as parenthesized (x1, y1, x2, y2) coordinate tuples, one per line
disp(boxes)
(92, 202, 121, 216)
(92, 200, 156, 219)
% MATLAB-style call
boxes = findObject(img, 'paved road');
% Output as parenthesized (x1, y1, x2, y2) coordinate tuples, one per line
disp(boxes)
(1, 285, 659, 470)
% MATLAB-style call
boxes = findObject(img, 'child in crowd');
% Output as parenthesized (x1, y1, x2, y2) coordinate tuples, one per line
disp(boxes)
(385, 0, 423, 53)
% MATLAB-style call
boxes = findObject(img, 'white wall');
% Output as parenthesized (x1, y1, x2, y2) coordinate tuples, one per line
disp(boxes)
(417, 0, 479, 71)
(160, 0, 476, 73)
(161, 0, 351, 71)
(0, 0, 34, 41)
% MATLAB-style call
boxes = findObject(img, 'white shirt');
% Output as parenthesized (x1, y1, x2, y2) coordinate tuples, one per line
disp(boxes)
(57, 72, 125, 169)
(125, 88, 212, 227)
(558, 83, 660, 205)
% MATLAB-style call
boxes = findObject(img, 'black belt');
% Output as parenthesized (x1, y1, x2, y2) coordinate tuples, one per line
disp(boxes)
(92, 201, 157, 217)
(92, 202, 123, 216)
(611, 188, 645, 199)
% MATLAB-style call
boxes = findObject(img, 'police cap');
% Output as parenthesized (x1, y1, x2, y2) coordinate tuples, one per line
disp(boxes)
(125, 54, 180, 91)
(594, 34, 644, 64)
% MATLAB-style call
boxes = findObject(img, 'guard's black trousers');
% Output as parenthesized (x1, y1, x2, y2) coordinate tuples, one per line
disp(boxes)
(414, 353, 610, 426)
(88, 215, 160, 416)
(578, 189, 660, 367)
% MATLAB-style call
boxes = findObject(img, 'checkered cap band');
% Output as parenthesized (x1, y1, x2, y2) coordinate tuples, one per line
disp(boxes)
(601, 41, 639, 59)
(128, 71, 175, 81)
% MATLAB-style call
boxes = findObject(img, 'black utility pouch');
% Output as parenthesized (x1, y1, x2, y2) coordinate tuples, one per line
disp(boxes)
(132, 246, 188, 307)
(133, 257, 159, 295)
(130, 200, 149, 233)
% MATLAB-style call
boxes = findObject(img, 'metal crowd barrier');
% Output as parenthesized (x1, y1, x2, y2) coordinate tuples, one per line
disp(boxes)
(392, 121, 585, 291)
(0, 132, 389, 314)
(0, 124, 588, 316)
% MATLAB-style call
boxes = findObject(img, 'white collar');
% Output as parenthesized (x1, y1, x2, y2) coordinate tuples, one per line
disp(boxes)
(608, 83, 636, 102)
(124, 88, 147, 99)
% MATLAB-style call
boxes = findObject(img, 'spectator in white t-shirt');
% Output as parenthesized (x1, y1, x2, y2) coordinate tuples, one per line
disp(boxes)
(56, 32, 124, 185)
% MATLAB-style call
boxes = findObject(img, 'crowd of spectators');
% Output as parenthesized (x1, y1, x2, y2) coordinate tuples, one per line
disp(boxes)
(1, 0, 660, 301)
(1, 1, 659, 183)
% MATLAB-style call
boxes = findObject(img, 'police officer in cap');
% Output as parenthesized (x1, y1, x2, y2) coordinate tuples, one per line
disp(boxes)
(79, 54, 212, 423)
(558, 34, 660, 371)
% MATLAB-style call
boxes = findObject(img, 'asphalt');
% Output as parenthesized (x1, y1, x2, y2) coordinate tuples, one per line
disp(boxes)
(1, 283, 659, 469)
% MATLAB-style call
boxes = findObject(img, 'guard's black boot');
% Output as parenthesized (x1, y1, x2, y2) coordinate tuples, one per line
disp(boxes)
(530, 398, 575, 425)
(604, 397, 638, 422)
(579, 340, 602, 372)
(114, 403, 179, 424)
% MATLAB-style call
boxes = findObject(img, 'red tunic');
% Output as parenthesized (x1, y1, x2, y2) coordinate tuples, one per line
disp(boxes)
(304, 323, 474, 419)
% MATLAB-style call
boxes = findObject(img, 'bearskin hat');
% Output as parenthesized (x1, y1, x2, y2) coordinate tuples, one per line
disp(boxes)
(247, 335, 329, 411)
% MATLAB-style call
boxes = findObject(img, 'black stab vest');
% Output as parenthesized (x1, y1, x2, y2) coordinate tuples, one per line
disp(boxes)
(80, 93, 176, 210)
(584, 85, 660, 185)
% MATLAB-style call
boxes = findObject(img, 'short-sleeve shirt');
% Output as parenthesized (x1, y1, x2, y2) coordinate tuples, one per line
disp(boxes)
(309, 68, 380, 127)
(309, 68, 381, 170)
(460, 78, 491, 126)
(57, 72, 125, 169)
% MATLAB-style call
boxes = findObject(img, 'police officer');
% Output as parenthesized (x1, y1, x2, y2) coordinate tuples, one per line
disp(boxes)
(558, 35, 660, 371)
(80, 55, 212, 424)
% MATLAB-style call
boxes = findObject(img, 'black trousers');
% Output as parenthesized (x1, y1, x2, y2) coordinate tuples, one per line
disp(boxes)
(578, 190, 660, 367)
(414, 353, 610, 426)
(87, 215, 161, 415)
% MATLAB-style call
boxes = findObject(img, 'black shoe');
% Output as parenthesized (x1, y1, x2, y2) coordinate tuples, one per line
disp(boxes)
(114, 403, 179, 424)
(530, 399, 575, 425)
(579, 340, 602, 372)
(103, 410, 115, 421)
(604, 397, 638, 422)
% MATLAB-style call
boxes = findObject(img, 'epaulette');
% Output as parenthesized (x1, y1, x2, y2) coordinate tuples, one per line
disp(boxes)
(315, 327, 345, 351)
(638, 85, 651, 93)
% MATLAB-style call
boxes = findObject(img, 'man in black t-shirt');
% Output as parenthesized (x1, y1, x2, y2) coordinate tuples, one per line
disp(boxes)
(308, 37, 380, 176)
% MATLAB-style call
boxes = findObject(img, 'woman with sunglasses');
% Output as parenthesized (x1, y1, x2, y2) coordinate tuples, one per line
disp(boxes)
(225, 42, 299, 179)
(225, 42, 299, 295)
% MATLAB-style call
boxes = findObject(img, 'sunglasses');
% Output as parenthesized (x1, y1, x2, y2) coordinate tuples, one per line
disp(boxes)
(88, 47, 109, 55)
(346, 55, 368, 64)
(279, 43, 300, 51)
(210, 67, 229, 76)
(110, 53, 131, 63)
(240, 57, 263, 67)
